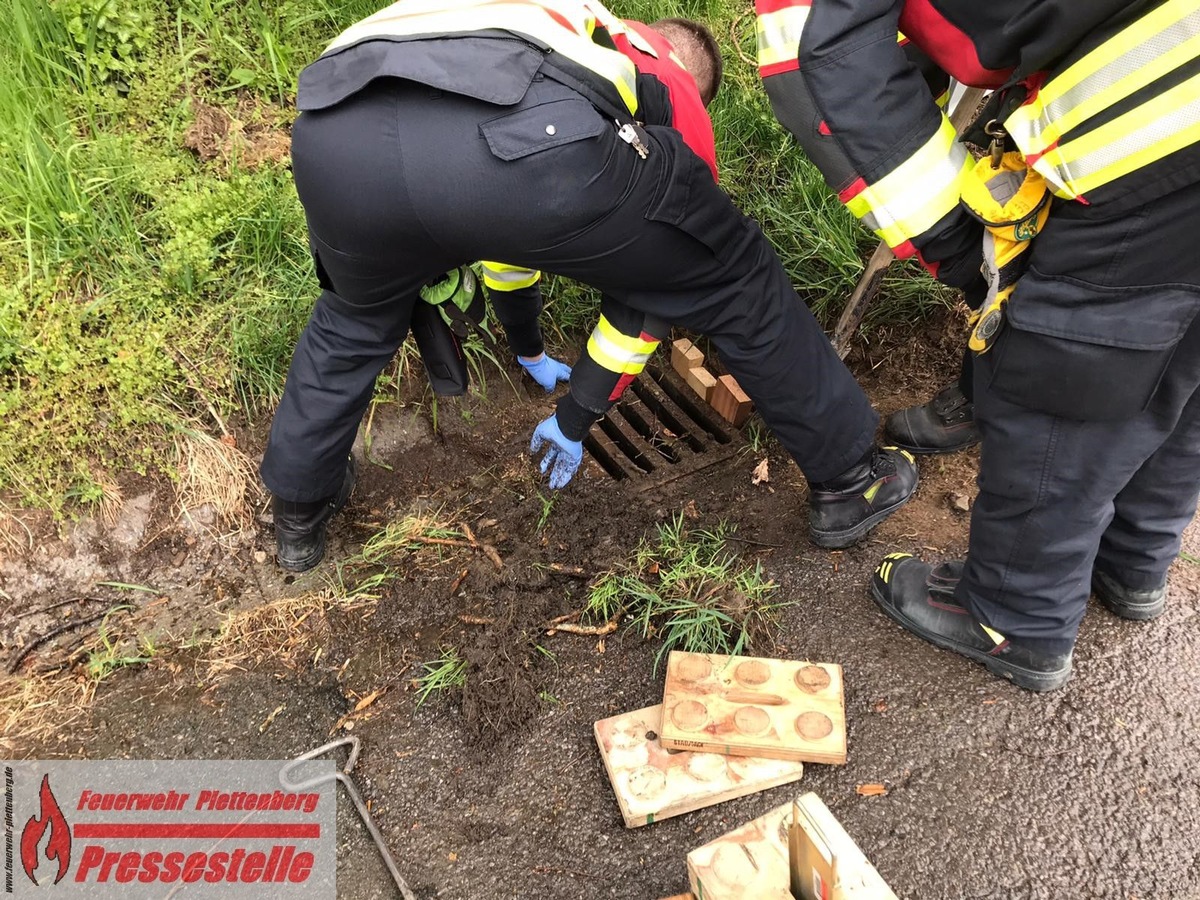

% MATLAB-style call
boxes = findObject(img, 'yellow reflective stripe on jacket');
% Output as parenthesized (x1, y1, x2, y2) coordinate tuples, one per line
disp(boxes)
(586, 316, 658, 374)
(755, 6, 808, 70)
(1005, 0, 1200, 199)
(1034, 71, 1200, 199)
(326, 0, 640, 115)
(846, 117, 971, 249)
(481, 262, 541, 291)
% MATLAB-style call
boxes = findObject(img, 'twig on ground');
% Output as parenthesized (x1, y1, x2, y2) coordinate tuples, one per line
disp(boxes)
(7, 609, 115, 674)
(462, 523, 504, 570)
(546, 619, 619, 637)
(457, 614, 495, 626)
(14, 597, 107, 619)
(448, 568, 470, 596)
(730, 12, 756, 66)
(546, 563, 587, 577)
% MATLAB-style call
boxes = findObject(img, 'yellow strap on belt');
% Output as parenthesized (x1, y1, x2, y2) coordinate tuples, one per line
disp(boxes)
(961, 151, 1051, 353)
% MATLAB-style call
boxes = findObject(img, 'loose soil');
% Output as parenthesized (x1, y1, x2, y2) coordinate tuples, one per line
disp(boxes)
(4, 312, 1197, 900)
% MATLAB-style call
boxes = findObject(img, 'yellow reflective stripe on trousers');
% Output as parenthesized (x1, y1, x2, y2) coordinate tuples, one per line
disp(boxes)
(480, 262, 541, 291)
(756, 6, 808, 70)
(326, 0, 640, 115)
(1006, 0, 1200, 158)
(586, 316, 657, 374)
(846, 117, 971, 248)
(1033, 71, 1200, 198)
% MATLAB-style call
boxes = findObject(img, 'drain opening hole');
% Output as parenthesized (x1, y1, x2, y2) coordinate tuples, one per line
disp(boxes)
(584, 434, 629, 480)
(629, 380, 705, 453)
(598, 417, 654, 473)
(618, 402, 681, 464)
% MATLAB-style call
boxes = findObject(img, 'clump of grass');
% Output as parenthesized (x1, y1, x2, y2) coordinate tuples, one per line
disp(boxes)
(0, 671, 94, 752)
(86, 630, 157, 683)
(586, 512, 784, 665)
(174, 429, 262, 537)
(322, 507, 469, 604)
(415, 647, 467, 706)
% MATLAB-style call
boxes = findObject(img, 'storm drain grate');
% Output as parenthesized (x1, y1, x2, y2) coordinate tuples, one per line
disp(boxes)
(584, 365, 744, 490)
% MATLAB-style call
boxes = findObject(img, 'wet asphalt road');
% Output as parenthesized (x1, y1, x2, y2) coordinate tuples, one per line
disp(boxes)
(325, 493, 1200, 900)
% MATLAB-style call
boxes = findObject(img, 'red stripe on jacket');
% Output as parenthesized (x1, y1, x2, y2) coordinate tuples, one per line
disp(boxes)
(898, 0, 1013, 87)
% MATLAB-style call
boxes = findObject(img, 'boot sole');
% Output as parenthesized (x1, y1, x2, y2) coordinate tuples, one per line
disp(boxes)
(277, 462, 357, 573)
(810, 475, 919, 550)
(870, 582, 1072, 692)
(1091, 577, 1165, 621)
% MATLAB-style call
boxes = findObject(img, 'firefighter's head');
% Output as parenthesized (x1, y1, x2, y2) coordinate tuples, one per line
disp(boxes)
(650, 18, 724, 107)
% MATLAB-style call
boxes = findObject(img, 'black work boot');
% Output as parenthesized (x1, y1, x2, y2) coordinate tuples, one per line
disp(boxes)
(884, 382, 980, 454)
(871, 553, 1073, 691)
(809, 447, 918, 549)
(1092, 570, 1167, 621)
(272, 457, 356, 573)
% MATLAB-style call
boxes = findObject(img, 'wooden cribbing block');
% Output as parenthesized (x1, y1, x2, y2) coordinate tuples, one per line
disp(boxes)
(711, 375, 753, 427)
(687, 802, 794, 900)
(789, 792, 896, 899)
(671, 338, 704, 378)
(685, 366, 718, 403)
(594, 704, 804, 828)
(659, 651, 847, 765)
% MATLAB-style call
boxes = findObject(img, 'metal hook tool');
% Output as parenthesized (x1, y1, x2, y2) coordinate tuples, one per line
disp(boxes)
(283, 737, 418, 900)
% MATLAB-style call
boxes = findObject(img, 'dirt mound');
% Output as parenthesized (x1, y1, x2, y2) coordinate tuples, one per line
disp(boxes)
(184, 96, 291, 171)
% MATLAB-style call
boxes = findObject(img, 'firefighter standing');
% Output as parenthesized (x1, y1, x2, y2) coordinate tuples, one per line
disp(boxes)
(757, 0, 1200, 689)
(262, 0, 920, 573)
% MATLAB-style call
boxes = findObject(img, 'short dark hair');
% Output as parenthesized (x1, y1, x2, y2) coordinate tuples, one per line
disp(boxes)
(651, 18, 724, 107)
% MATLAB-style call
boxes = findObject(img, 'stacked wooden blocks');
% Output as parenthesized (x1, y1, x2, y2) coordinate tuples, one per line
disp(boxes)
(686, 793, 896, 900)
(594, 651, 886, 898)
(670, 338, 753, 427)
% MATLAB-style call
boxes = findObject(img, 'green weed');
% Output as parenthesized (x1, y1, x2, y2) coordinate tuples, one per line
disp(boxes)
(586, 512, 784, 665)
(86, 623, 155, 683)
(535, 491, 556, 534)
(415, 647, 467, 706)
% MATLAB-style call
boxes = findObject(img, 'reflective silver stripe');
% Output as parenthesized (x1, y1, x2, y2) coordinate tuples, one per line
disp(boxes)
(1035, 75, 1200, 197)
(481, 263, 539, 283)
(756, 7, 808, 68)
(846, 118, 970, 248)
(1007, 6, 1200, 156)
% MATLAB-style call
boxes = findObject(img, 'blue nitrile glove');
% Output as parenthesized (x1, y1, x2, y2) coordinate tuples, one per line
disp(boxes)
(518, 353, 572, 393)
(530, 414, 583, 489)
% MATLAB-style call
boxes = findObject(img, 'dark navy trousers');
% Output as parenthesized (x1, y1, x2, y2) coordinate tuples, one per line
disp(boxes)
(959, 180, 1200, 653)
(261, 75, 877, 502)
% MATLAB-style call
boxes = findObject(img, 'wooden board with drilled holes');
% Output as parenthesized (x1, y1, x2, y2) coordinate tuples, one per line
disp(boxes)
(710, 375, 753, 427)
(686, 801, 794, 900)
(671, 339, 704, 378)
(789, 792, 897, 900)
(685, 366, 718, 403)
(659, 651, 847, 765)
(594, 705, 804, 828)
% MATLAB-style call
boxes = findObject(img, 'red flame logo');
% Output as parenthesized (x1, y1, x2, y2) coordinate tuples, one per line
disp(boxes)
(20, 775, 72, 886)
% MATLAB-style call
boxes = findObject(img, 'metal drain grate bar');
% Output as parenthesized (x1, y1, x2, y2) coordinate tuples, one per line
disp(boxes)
(584, 365, 743, 488)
